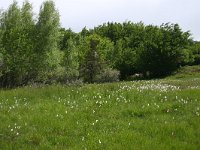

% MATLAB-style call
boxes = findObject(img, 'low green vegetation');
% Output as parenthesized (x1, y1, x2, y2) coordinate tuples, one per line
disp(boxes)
(0, 66, 200, 149)
(167, 65, 200, 79)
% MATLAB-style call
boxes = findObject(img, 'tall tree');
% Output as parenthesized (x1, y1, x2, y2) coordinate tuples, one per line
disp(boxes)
(0, 1, 36, 86)
(0, 9, 4, 77)
(35, 0, 62, 82)
(62, 38, 79, 81)
(79, 34, 114, 83)
(18, 1, 35, 83)
(0, 1, 22, 86)
(136, 23, 192, 77)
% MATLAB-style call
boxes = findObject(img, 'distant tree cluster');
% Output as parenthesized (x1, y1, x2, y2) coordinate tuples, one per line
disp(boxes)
(0, 1, 199, 87)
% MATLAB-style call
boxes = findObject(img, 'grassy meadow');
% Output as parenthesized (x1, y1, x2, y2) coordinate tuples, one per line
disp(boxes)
(0, 66, 200, 149)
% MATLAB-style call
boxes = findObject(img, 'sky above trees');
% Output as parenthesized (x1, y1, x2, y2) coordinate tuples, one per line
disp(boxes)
(1, 0, 200, 40)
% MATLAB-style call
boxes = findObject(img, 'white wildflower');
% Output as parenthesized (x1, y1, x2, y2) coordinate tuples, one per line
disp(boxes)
(99, 139, 101, 144)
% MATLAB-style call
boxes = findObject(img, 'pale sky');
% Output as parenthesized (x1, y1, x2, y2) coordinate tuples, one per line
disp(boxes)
(0, 0, 200, 40)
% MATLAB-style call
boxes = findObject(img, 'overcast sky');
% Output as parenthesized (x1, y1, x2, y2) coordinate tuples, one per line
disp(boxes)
(1, 0, 200, 40)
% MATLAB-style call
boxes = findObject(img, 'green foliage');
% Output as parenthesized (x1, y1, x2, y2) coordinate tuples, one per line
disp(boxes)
(179, 48, 194, 65)
(0, 1, 35, 86)
(0, 11, 4, 78)
(166, 65, 200, 80)
(80, 27, 91, 37)
(36, 1, 60, 52)
(94, 22, 123, 44)
(0, 1, 198, 87)
(0, 53, 3, 77)
(62, 38, 79, 81)
(34, 0, 61, 83)
(95, 68, 120, 83)
(58, 28, 80, 81)
(78, 34, 115, 83)
(94, 22, 146, 79)
(36, 49, 64, 84)
(59, 28, 78, 51)
(190, 42, 200, 65)
(0, 1, 65, 86)
(94, 22, 192, 78)
(114, 39, 137, 79)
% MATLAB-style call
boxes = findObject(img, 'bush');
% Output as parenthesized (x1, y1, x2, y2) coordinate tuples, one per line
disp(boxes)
(95, 68, 120, 83)
(127, 73, 144, 80)
(61, 68, 79, 83)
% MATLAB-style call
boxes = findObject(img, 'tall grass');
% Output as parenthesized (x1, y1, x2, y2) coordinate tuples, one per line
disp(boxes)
(0, 76, 200, 149)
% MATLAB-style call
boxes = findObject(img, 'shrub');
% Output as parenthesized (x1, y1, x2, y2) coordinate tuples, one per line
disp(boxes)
(95, 68, 120, 83)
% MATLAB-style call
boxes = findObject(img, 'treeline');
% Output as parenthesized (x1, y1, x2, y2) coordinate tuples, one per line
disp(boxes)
(0, 1, 199, 87)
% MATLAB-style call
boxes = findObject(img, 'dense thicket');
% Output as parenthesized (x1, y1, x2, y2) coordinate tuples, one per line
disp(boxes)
(93, 22, 193, 78)
(0, 1, 198, 87)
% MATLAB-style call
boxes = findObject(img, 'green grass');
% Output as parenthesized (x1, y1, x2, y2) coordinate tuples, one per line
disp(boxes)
(0, 66, 200, 149)
(167, 65, 200, 79)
